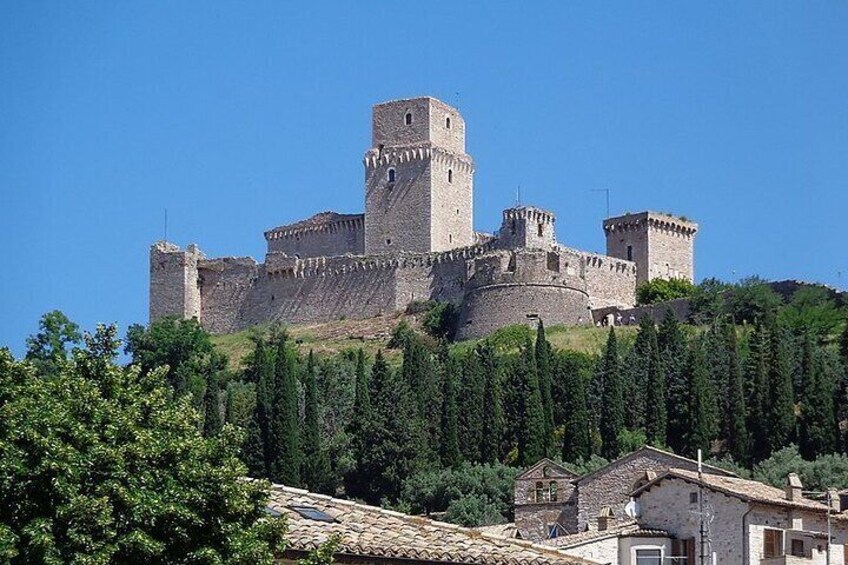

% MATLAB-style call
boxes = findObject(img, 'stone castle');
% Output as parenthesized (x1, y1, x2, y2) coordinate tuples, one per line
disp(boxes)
(150, 96, 698, 338)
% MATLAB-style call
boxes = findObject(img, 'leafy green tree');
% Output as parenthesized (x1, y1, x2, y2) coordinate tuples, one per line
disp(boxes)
(24, 310, 81, 374)
(422, 302, 459, 341)
(269, 334, 302, 486)
(598, 328, 624, 459)
(684, 338, 719, 458)
(225, 380, 256, 429)
(780, 286, 844, 340)
(0, 325, 285, 563)
(726, 276, 784, 325)
(302, 351, 332, 493)
(535, 321, 555, 456)
(722, 324, 749, 463)
(478, 344, 504, 464)
(658, 310, 689, 454)
(558, 352, 591, 463)
(636, 278, 696, 306)
(753, 445, 848, 491)
(203, 368, 223, 437)
(688, 278, 733, 325)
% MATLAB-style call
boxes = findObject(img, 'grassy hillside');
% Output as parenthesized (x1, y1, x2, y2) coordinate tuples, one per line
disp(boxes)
(211, 314, 636, 370)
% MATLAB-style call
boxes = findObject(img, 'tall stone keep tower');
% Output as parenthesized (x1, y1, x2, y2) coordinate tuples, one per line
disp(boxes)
(149, 241, 203, 322)
(603, 212, 698, 285)
(364, 97, 474, 254)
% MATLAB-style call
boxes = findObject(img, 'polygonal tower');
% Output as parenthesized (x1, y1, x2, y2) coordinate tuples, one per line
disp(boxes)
(603, 211, 698, 285)
(496, 206, 556, 249)
(363, 97, 474, 254)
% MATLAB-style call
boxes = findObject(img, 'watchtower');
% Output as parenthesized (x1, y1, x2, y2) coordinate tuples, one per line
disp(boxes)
(496, 206, 556, 249)
(603, 212, 698, 285)
(363, 97, 474, 254)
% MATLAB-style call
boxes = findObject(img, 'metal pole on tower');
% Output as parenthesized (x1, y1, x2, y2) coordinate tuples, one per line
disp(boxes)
(164, 208, 168, 242)
(698, 449, 706, 565)
(590, 189, 610, 218)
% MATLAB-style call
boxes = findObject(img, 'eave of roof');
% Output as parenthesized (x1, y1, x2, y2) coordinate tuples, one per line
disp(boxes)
(516, 457, 580, 480)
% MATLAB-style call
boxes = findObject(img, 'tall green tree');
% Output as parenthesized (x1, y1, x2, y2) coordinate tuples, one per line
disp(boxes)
(203, 368, 223, 437)
(478, 343, 504, 464)
(642, 320, 667, 447)
(766, 320, 795, 455)
(515, 339, 546, 466)
(685, 338, 719, 458)
(403, 339, 440, 460)
(457, 348, 485, 462)
(722, 324, 749, 464)
(658, 310, 689, 454)
(269, 334, 302, 486)
(559, 352, 591, 462)
(242, 338, 275, 477)
(535, 321, 555, 455)
(0, 325, 285, 563)
(746, 323, 772, 462)
(798, 334, 837, 458)
(345, 349, 372, 500)
(302, 351, 332, 493)
(440, 357, 461, 468)
(598, 328, 624, 459)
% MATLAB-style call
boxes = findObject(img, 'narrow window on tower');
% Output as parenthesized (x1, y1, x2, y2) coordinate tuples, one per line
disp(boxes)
(387, 168, 396, 183)
(448, 169, 453, 183)
(446, 116, 451, 129)
(405, 112, 412, 125)
(627, 245, 633, 261)
(538, 223, 544, 237)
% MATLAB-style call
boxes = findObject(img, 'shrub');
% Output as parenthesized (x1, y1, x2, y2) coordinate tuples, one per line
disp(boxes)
(636, 278, 696, 306)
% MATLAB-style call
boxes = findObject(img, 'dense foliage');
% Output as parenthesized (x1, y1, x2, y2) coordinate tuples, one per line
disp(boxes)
(636, 278, 696, 305)
(0, 324, 286, 564)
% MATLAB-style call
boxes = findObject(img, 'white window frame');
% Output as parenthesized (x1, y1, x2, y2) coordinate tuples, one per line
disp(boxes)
(631, 544, 664, 565)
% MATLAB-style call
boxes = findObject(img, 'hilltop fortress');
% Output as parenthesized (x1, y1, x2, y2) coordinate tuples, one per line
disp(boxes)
(150, 96, 698, 338)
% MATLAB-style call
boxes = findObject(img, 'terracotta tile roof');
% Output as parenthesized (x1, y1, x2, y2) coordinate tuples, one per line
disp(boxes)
(268, 484, 601, 564)
(634, 468, 848, 521)
(546, 521, 667, 549)
(473, 523, 519, 539)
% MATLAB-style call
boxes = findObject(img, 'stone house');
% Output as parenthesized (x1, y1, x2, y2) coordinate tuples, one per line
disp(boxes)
(631, 468, 848, 565)
(513, 447, 736, 541)
(267, 483, 600, 564)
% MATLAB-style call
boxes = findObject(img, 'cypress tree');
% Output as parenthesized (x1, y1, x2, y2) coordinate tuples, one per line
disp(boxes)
(560, 352, 591, 462)
(685, 338, 719, 458)
(302, 351, 332, 493)
(243, 338, 274, 477)
(799, 334, 836, 458)
(766, 320, 795, 455)
(723, 324, 750, 464)
(457, 348, 484, 462)
(643, 320, 666, 447)
(625, 318, 654, 431)
(269, 334, 302, 486)
(203, 369, 223, 437)
(535, 321, 555, 455)
(516, 338, 546, 466)
(658, 310, 688, 454)
(440, 359, 461, 468)
(403, 339, 440, 460)
(479, 343, 504, 464)
(345, 349, 372, 500)
(746, 323, 771, 462)
(599, 328, 624, 459)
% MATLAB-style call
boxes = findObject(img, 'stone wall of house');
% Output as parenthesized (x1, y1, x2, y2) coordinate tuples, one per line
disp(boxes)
(514, 461, 580, 539)
(557, 536, 620, 564)
(575, 451, 726, 532)
(265, 214, 364, 258)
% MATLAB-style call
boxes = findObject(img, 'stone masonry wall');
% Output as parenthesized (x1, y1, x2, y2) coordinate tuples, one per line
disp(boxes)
(265, 214, 364, 258)
(149, 242, 202, 321)
(514, 462, 579, 540)
(562, 247, 637, 310)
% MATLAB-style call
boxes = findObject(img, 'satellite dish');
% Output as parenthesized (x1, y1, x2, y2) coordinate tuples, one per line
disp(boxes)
(624, 499, 641, 519)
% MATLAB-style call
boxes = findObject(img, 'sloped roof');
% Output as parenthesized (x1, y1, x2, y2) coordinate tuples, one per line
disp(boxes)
(517, 458, 580, 480)
(473, 523, 519, 539)
(574, 446, 736, 485)
(547, 520, 668, 549)
(633, 468, 848, 521)
(267, 484, 601, 564)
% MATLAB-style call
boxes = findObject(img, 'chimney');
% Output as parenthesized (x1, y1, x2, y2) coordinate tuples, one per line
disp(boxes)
(597, 506, 616, 531)
(785, 473, 803, 502)
(826, 489, 841, 513)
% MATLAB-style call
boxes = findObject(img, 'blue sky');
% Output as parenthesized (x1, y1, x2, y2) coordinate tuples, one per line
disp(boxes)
(2, 2, 847, 355)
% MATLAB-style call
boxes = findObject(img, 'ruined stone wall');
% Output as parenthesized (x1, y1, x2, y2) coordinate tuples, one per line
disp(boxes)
(149, 242, 203, 322)
(197, 257, 261, 335)
(265, 215, 364, 258)
(457, 249, 592, 340)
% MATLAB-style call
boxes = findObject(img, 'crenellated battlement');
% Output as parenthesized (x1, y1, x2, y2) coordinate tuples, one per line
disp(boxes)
(363, 143, 474, 174)
(603, 211, 698, 239)
(265, 213, 364, 242)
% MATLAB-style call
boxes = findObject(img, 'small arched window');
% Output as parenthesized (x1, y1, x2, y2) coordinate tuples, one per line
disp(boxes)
(387, 168, 396, 183)
(446, 116, 451, 129)
(447, 169, 453, 183)
(405, 112, 412, 125)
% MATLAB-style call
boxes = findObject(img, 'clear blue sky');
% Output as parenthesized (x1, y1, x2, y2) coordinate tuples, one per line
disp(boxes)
(2, 2, 847, 355)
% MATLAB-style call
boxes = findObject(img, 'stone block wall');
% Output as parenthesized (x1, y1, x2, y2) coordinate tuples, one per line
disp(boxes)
(265, 214, 364, 258)
(149, 242, 203, 322)
(561, 247, 637, 310)
(496, 207, 556, 250)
